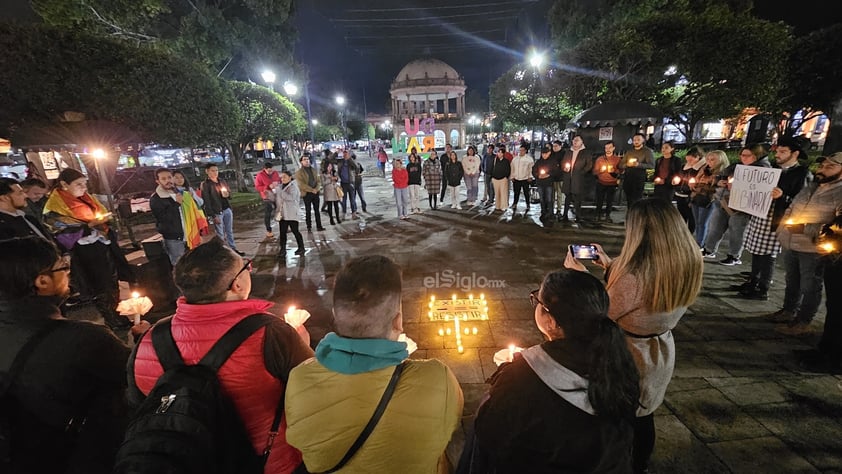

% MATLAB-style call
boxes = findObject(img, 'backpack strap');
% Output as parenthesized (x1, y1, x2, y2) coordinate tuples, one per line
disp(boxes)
(150, 316, 183, 371)
(0, 320, 62, 397)
(198, 314, 277, 371)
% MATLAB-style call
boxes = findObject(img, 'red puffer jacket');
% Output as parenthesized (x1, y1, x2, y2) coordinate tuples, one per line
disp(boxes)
(131, 297, 310, 474)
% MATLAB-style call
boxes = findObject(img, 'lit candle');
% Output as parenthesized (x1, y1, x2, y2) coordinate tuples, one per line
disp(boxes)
(469, 294, 474, 301)
(464, 328, 470, 335)
(480, 293, 485, 300)
(427, 311, 432, 320)
(628, 158, 638, 166)
(131, 291, 140, 299)
(539, 169, 547, 176)
(563, 162, 571, 172)
(472, 327, 478, 335)
(430, 295, 436, 302)
(95, 212, 103, 219)
(508, 343, 515, 362)
(454, 317, 461, 335)
(654, 177, 663, 184)
(785, 218, 795, 226)
(452, 293, 456, 301)
(607, 165, 613, 172)
(820, 242, 835, 252)
(438, 328, 444, 336)
(689, 177, 696, 185)
(672, 175, 682, 186)
(446, 327, 452, 335)
(600, 165, 607, 173)
(457, 345, 464, 354)
(728, 177, 734, 184)
(131, 291, 141, 325)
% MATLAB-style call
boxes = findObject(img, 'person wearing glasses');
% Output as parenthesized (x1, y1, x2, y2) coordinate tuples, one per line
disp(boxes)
(563, 198, 703, 474)
(127, 237, 314, 474)
(464, 269, 639, 473)
(0, 236, 140, 473)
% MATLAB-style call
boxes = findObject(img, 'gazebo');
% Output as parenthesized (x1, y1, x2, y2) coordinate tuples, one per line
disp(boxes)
(567, 101, 663, 155)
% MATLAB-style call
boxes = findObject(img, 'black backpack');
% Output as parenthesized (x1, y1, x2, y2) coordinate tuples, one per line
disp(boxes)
(114, 314, 284, 474)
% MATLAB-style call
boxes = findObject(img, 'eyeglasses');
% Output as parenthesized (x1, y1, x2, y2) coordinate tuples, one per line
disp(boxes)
(42, 256, 71, 275)
(227, 258, 253, 290)
(529, 289, 550, 312)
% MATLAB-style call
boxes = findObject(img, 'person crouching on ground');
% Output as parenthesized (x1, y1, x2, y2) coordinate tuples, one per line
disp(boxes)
(465, 269, 640, 473)
(284, 255, 464, 473)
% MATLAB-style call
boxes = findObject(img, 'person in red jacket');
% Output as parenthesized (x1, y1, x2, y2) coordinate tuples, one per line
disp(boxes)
(254, 162, 281, 239)
(127, 237, 314, 474)
(392, 158, 410, 219)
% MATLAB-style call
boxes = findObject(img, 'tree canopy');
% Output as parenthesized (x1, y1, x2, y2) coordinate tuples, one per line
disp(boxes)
(0, 23, 240, 146)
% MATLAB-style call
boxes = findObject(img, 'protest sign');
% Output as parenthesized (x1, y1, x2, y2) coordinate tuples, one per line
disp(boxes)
(728, 164, 782, 218)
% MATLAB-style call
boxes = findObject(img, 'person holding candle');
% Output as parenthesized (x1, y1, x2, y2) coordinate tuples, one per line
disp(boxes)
(691, 150, 729, 248)
(464, 269, 639, 473)
(619, 132, 655, 211)
(0, 236, 140, 473)
(592, 140, 622, 222)
(201, 163, 244, 256)
(674, 147, 705, 233)
(128, 237, 313, 474)
(770, 151, 842, 336)
(558, 135, 592, 223)
(533, 144, 561, 227)
(285, 255, 463, 473)
(42, 168, 136, 332)
(651, 141, 684, 203)
(510, 143, 534, 215)
(563, 198, 703, 473)
(254, 162, 281, 238)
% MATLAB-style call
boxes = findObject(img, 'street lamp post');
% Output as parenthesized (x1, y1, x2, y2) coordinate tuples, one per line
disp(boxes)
(335, 95, 347, 149)
(261, 70, 276, 92)
(527, 49, 546, 157)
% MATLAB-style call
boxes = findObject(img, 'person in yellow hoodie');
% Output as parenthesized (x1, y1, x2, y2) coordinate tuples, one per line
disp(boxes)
(285, 255, 463, 474)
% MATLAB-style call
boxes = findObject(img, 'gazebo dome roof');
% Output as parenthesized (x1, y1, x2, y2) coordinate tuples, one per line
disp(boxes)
(395, 58, 461, 81)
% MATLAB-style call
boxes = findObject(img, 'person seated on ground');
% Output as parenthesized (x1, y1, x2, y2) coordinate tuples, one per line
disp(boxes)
(127, 237, 314, 474)
(284, 255, 463, 474)
(0, 236, 140, 474)
(463, 269, 640, 473)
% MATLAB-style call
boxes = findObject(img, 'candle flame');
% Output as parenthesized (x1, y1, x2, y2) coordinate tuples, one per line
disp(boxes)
(131, 291, 140, 299)
(472, 327, 478, 335)
(785, 218, 795, 226)
(438, 328, 444, 336)
(672, 176, 681, 185)
(457, 345, 464, 354)
(689, 177, 696, 184)
(600, 166, 607, 172)
(820, 242, 835, 252)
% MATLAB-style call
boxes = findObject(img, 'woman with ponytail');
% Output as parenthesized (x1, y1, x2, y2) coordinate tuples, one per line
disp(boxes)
(464, 269, 640, 473)
(564, 198, 703, 473)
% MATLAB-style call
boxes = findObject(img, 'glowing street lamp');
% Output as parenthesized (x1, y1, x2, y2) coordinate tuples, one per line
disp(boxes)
(528, 50, 545, 69)
(335, 95, 347, 148)
(311, 119, 318, 126)
(283, 81, 298, 96)
(261, 70, 276, 91)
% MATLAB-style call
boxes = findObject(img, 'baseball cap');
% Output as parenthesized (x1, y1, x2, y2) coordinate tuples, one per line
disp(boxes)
(818, 152, 842, 165)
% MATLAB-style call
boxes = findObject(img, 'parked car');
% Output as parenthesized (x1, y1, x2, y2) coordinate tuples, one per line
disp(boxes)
(0, 153, 28, 179)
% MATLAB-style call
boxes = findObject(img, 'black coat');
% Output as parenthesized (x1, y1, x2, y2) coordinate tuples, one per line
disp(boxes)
(407, 161, 423, 185)
(771, 162, 811, 230)
(149, 191, 184, 240)
(471, 340, 634, 474)
(491, 156, 511, 180)
(445, 160, 465, 187)
(200, 178, 231, 217)
(0, 211, 53, 242)
(0, 296, 131, 474)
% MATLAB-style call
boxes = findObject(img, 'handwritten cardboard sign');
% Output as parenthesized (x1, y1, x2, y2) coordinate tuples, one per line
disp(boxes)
(728, 164, 782, 218)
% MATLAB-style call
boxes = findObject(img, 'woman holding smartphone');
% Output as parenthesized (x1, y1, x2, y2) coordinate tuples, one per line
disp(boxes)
(564, 198, 703, 474)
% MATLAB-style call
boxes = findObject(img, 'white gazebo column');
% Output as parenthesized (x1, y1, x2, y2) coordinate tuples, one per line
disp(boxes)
(444, 93, 450, 118)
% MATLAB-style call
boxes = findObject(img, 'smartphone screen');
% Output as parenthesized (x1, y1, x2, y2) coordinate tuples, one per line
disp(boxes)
(570, 244, 599, 260)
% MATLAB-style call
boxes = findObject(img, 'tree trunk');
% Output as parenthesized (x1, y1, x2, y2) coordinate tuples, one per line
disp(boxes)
(227, 143, 246, 192)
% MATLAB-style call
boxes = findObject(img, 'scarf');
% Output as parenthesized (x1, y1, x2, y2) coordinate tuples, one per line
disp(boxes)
(315, 332, 408, 375)
(43, 188, 109, 237)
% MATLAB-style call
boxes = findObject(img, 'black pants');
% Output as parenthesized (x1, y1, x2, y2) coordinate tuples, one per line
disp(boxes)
(325, 201, 340, 223)
(594, 183, 617, 216)
(748, 253, 776, 291)
(537, 184, 554, 218)
(675, 195, 694, 233)
(652, 184, 674, 203)
(511, 179, 530, 208)
(262, 200, 275, 232)
(484, 174, 495, 202)
(302, 192, 322, 230)
(278, 220, 304, 251)
(632, 414, 655, 473)
(563, 192, 582, 220)
(819, 256, 842, 363)
(623, 178, 645, 209)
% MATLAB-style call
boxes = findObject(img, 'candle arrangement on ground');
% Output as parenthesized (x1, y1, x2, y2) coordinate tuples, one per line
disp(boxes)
(116, 291, 153, 325)
(428, 293, 488, 354)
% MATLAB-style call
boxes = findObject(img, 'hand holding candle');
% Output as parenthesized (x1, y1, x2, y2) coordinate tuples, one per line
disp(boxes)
(563, 162, 571, 172)
(398, 333, 418, 354)
(672, 175, 682, 186)
(116, 291, 153, 325)
(493, 344, 523, 366)
(654, 177, 663, 184)
(628, 158, 638, 167)
(220, 185, 230, 198)
(283, 305, 311, 328)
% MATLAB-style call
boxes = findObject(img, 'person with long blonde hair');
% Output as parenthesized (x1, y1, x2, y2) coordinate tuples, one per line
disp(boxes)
(565, 198, 703, 473)
(689, 150, 730, 247)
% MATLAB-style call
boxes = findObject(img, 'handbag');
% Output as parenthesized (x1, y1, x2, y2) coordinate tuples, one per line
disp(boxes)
(335, 183, 344, 199)
(293, 362, 406, 474)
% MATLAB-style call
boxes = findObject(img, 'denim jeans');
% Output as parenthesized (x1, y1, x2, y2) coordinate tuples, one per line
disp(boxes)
(262, 200, 275, 232)
(702, 202, 727, 252)
(464, 174, 479, 202)
(538, 184, 554, 217)
(356, 180, 367, 211)
(727, 212, 750, 259)
(340, 183, 357, 213)
(214, 207, 236, 249)
(781, 249, 825, 322)
(163, 238, 187, 266)
(394, 187, 409, 217)
(483, 174, 495, 202)
(512, 179, 530, 209)
(692, 203, 714, 246)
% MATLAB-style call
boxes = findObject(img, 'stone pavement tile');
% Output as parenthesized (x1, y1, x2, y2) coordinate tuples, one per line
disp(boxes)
(744, 402, 842, 470)
(774, 376, 842, 413)
(477, 347, 505, 382)
(705, 376, 763, 387)
(719, 295, 780, 314)
(680, 315, 755, 341)
(664, 388, 771, 442)
(667, 377, 711, 392)
(673, 343, 731, 378)
(708, 436, 820, 473)
(701, 340, 788, 378)
(672, 320, 705, 342)
(403, 322, 446, 350)
(486, 319, 544, 349)
(649, 414, 730, 474)
(687, 295, 742, 315)
(426, 347, 485, 384)
(717, 381, 790, 405)
(502, 298, 534, 321)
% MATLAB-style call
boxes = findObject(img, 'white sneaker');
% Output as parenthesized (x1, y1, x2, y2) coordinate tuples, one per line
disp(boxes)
(455, 205, 462, 210)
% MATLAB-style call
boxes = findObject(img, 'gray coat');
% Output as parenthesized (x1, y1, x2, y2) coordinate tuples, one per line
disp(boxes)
(322, 172, 340, 202)
(274, 181, 301, 222)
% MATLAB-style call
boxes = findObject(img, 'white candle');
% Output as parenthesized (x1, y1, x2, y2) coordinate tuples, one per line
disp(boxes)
(508, 343, 515, 362)
(672, 175, 682, 185)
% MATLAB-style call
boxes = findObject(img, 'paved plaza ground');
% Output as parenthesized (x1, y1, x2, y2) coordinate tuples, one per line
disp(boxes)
(115, 151, 842, 473)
